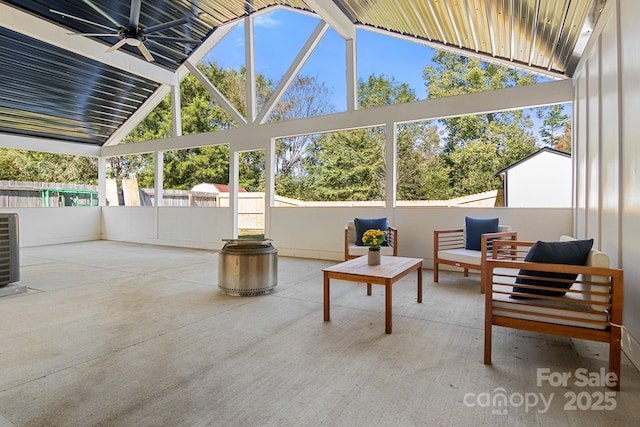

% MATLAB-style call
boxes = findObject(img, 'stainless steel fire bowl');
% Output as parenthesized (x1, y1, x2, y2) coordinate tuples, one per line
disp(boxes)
(218, 238, 278, 296)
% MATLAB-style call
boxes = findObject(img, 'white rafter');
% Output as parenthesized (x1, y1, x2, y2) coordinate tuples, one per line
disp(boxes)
(103, 22, 236, 146)
(183, 61, 247, 126)
(303, 0, 355, 40)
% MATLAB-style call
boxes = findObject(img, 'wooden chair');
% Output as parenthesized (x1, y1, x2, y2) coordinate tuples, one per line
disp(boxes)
(344, 221, 398, 261)
(484, 239, 623, 390)
(433, 226, 517, 293)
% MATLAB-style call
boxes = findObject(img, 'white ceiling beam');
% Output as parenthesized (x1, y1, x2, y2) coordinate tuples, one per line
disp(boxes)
(304, 0, 355, 40)
(256, 21, 329, 124)
(101, 79, 572, 156)
(105, 22, 237, 146)
(0, 3, 177, 85)
(0, 133, 101, 157)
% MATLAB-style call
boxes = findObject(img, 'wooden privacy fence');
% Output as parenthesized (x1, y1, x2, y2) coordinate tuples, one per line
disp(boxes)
(0, 180, 98, 207)
(0, 180, 266, 232)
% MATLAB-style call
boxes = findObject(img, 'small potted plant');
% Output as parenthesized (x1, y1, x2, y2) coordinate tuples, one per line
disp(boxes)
(362, 229, 388, 265)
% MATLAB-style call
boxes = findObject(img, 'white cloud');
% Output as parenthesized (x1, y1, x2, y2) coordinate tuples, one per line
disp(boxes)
(254, 14, 280, 28)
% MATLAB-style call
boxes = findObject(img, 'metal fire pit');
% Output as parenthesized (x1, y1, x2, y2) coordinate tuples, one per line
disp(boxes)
(218, 238, 278, 296)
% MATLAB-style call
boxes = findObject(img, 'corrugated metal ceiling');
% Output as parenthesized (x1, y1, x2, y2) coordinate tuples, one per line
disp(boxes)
(331, 0, 604, 76)
(0, 0, 605, 148)
(0, 26, 157, 145)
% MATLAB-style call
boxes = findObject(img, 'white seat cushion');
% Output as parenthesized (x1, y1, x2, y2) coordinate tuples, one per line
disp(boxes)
(437, 248, 482, 266)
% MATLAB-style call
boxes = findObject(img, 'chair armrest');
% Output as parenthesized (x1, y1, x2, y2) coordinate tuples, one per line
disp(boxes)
(484, 258, 623, 320)
(434, 228, 465, 252)
(344, 226, 350, 261)
(480, 231, 518, 259)
(387, 226, 398, 255)
(435, 228, 465, 235)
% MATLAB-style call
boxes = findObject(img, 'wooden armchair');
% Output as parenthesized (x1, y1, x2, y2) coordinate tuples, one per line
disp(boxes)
(484, 239, 623, 390)
(344, 221, 398, 261)
(433, 225, 517, 293)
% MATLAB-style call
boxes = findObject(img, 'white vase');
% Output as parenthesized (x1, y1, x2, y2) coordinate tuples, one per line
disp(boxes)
(368, 248, 381, 265)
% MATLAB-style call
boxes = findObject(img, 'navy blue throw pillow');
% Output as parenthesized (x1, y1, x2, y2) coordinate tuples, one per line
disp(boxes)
(512, 239, 594, 298)
(465, 217, 499, 251)
(354, 217, 388, 246)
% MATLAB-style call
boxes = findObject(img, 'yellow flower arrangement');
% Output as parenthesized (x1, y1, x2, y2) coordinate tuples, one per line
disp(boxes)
(362, 229, 388, 250)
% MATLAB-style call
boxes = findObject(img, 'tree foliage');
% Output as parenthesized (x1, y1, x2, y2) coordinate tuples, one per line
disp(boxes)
(117, 62, 274, 191)
(421, 51, 540, 196)
(273, 76, 334, 197)
(299, 74, 415, 201)
(0, 149, 97, 184)
(538, 104, 571, 151)
(0, 50, 571, 203)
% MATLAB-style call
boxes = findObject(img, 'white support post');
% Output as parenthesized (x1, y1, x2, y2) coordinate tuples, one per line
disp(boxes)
(245, 15, 257, 123)
(386, 123, 397, 219)
(153, 84, 181, 207)
(230, 150, 239, 239)
(171, 84, 182, 138)
(346, 38, 357, 111)
(154, 151, 164, 207)
(264, 138, 276, 238)
(98, 156, 107, 207)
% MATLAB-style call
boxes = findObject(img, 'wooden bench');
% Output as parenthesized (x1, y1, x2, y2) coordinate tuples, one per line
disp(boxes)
(483, 239, 624, 390)
(433, 226, 517, 293)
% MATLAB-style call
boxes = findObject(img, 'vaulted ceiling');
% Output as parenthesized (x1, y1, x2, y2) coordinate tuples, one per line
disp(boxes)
(0, 0, 605, 150)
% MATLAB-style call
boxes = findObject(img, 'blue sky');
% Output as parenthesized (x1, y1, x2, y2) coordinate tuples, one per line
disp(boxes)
(202, 8, 567, 138)
(204, 9, 434, 111)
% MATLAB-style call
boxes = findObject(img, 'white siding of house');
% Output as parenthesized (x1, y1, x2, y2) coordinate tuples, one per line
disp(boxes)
(573, 0, 640, 369)
(505, 151, 572, 207)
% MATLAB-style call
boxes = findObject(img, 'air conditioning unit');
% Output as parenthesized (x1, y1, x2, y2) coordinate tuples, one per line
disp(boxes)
(0, 213, 19, 286)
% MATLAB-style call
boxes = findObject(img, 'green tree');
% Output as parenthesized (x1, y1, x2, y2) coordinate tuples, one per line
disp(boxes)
(423, 51, 539, 196)
(555, 121, 572, 153)
(272, 76, 334, 197)
(120, 61, 273, 190)
(161, 147, 229, 190)
(302, 74, 415, 201)
(305, 128, 386, 201)
(396, 124, 451, 200)
(537, 104, 570, 150)
(424, 51, 536, 152)
(0, 149, 97, 184)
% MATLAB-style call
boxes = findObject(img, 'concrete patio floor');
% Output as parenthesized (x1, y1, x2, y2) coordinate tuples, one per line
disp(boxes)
(1, 241, 638, 426)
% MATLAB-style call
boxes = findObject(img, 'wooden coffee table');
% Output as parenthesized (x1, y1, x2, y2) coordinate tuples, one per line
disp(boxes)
(323, 256, 423, 334)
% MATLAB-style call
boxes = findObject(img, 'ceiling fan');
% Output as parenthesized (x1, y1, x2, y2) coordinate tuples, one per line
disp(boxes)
(50, 0, 200, 62)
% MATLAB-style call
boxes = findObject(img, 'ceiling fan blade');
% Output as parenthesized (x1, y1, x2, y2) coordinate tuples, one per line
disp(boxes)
(129, 0, 142, 30)
(146, 40, 187, 59)
(82, 0, 121, 27)
(138, 42, 155, 62)
(106, 38, 128, 53)
(144, 18, 188, 34)
(50, 9, 117, 32)
(146, 35, 201, 44)
(68, 33, 118, 37)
